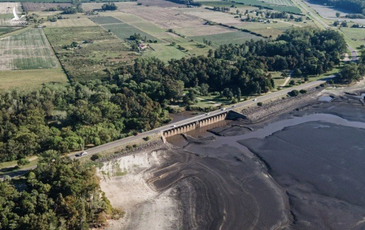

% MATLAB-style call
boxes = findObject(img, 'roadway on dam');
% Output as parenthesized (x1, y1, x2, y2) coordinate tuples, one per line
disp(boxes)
(70, 77, 331, 158)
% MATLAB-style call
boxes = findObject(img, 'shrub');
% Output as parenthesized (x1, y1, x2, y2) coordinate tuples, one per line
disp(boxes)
(288, 90, 299, 97)
(91, 154, 100, 161)
(17, 158, 30, 166)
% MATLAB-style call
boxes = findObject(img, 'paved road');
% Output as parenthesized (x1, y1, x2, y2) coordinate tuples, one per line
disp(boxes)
(348, 45, 359, 61)
(73, 77, 331, 158)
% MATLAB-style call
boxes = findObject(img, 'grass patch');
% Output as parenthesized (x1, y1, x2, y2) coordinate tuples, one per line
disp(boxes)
(144, 43, 188, 61)
(102, 23, 160, 41)
(191, 31, 262, 47)
(89, 16, 122, 24)
(0, 68, 68, 91)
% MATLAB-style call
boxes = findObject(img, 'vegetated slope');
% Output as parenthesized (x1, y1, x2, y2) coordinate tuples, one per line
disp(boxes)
(0, 151, 123, 230)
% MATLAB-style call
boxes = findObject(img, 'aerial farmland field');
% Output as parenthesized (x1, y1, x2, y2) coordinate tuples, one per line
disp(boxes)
(44, 26, 136, 81)
(22, 2, 72, 11)
(0, 28, 58, 70)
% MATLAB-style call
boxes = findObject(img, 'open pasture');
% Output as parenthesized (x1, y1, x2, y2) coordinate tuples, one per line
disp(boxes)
(44, 26, 135, 81)
(43, 17, 97, 27)
(175, 25, 233, 37)
(22, 3, 72, 11)
(339, 27, 365, 49)
(0, 68, 67, 91)
(0, 28, 57, 70)
(92, 17, 161, 41)
(191, 31, 262, 46)
(262, 0, 294, 6)
(232, 0, 301, 14)
(144, 43, 188, 61)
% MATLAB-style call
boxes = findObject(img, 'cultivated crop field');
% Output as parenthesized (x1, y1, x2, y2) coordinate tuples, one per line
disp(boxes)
(89, 16, 123, 24)
(43, 16, 97, 27)
(44, 26, 136, 81)
(22, 3, 72, 11)
(0, 27, 19, 35)
(0, 28, 58, 70)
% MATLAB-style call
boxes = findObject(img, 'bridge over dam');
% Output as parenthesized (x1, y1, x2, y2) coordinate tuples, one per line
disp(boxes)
(163, 111, 245, 138)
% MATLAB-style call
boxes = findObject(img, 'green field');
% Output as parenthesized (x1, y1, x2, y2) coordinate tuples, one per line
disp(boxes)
(339, 27, 365, 49)
(232, 0, 302, 14)
(191, 31, 263, 47)
(0, 28, 58, 70)
(262, 0, 294, 6)
(89, 16, 123, 24)
(144, 43, 188, 61)
(0, 27, 19, 35)
(44, 26, 135, 81)
(0, 68, 67, 91)
(102, 22, 160, 41)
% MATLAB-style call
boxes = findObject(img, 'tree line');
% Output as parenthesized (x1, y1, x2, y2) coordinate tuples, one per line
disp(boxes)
(214, 27, 347, 77)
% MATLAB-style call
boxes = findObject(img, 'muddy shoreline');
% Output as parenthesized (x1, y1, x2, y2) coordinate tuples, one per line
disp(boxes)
(99, 85, 365, 230)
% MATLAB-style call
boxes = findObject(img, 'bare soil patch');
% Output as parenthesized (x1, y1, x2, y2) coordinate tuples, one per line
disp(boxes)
(122, 6, 204, 29)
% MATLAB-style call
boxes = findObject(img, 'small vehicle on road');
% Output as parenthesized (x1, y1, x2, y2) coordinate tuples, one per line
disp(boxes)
(253, 98, 257, 101)
(172, 125, 177, 127)
(75, 151, 88, 157)
(221, 108, 226, 111)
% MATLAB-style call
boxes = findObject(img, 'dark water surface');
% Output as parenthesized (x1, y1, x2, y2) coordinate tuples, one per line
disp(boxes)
(167, 100, 365, 229)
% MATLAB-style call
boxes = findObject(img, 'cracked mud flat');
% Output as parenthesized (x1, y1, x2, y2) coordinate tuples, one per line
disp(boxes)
(100, 91, 365, 230)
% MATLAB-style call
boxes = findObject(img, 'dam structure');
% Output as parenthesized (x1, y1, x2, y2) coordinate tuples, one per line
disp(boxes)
(163, 112, 229, 138)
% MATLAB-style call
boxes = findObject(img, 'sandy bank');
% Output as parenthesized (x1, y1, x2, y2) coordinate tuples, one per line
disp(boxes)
(98, 148, 183, 230)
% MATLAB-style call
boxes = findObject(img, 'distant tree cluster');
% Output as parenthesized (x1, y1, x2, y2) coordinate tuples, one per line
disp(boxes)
(0, 151, 122, 230)
(0, 81, 169, 162)
(214, 27, 347, 77)
(101, 3, 117, 11)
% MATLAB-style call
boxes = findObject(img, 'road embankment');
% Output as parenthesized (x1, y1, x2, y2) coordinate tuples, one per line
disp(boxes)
(240, 86, 324, 123)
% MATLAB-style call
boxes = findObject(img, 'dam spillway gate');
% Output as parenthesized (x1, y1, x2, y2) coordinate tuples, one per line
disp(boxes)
(163, 112, 228, 138)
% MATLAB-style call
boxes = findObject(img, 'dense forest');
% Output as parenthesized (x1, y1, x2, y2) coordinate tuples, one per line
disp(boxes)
(311, 0, 365, 15)
(0, 81, 170, 162)
(0, 151, 122, 230)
